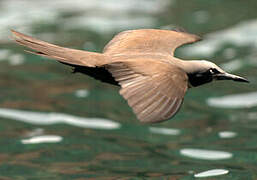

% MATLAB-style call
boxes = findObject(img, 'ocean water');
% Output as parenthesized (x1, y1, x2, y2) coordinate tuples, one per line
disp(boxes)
(0, 0, 257, 179)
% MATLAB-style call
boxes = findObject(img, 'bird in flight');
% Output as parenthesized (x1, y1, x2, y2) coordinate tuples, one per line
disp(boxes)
(11, 29, 249, 123)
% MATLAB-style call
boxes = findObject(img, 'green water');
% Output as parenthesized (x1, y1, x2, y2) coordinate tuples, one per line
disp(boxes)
(0, 0, 257, 179)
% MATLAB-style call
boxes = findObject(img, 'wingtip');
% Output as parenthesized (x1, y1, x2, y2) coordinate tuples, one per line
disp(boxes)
(169, 27, 202, 41)
(195, 34, 202, 41)
(189, 33, 202, 43)
(186, 32, 202, 41)
(10, 29, 21, 41)
(175, 30, 202, 43)
(10, 29, 18, 36)
(10, 29, 29, 41)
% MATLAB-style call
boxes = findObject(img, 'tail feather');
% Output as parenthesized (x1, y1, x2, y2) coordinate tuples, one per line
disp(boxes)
(11, 30, 107, 67)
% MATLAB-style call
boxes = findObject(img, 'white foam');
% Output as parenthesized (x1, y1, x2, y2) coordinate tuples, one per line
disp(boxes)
(74, 89, 89, 98)
(21, 135, 63, 144)
(180, 148, 233, 160)
(62, 16, 156, 33)
(0, 49, 10, 61)
(207, 91, 257, 108)
(83, 41, 96, 51)
(194, 169, 229, 178)
(1, 0, 171, 41)
(183, 19, 257, 57)
(0, 108, 121, 130)
(218, 131, 237, 138)
(0, 50, 25, 65)
(8, 54, 25, 66)
(26, 128, 44, 137)
(247, 112, 257, 120)
(192, 10, 210, 24)
(149, 127, 180, 135)
(220, 59, 243, 72)
(222, 48, 237, 59)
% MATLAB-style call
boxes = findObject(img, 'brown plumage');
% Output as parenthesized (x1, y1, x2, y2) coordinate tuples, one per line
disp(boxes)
(11, 29, 248, 123)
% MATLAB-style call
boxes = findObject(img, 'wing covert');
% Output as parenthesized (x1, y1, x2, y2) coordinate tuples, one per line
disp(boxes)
(103, 29, 201, 56)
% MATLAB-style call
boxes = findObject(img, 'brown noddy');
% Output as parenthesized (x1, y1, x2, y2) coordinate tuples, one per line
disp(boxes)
(11, 29, 249, 123)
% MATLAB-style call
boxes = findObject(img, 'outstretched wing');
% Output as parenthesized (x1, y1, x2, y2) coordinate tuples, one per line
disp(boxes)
(106, 59, 188, 123)
(103, 29, 201, 56)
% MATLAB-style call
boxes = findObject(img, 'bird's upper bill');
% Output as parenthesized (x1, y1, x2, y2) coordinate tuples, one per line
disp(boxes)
(214, 72, 249, 83)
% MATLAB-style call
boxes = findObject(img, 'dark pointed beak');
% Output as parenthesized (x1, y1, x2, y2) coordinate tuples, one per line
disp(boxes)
(214, 73, 249, 83)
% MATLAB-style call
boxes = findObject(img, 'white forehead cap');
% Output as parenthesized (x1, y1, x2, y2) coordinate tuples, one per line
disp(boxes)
(201, 60, 217, 67)
(201, 60, 224, 72)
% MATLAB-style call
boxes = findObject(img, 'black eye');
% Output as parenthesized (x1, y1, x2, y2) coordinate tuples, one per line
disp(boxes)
(209, 68, 219, 74)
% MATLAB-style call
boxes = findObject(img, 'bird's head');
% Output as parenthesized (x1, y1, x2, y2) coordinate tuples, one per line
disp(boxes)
(186, 60, 249, 87)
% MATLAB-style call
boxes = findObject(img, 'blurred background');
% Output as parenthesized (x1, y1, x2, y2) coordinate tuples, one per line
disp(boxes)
(0, 0, 257, 179)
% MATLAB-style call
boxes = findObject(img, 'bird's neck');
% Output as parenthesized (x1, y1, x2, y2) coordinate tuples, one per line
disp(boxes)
(176, 59, 216, 87)
(173, 59, 202, 74)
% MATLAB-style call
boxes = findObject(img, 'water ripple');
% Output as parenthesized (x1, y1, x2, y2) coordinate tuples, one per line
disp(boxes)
(21, 135, 63, 144)
(149, 127, 180, 135)
(74, 89, 89, 98)
(180, 148, 233, 160)
(0, 108, 121, 130)
(207, 91, 257, 108)
(194, 169, 229, 178)
(218, 131, 237, 138)
(220, 59, 243, 72)
(0, 49, 10, 60)
(0, 0, 172, 40)
(183, 19, 257, 57)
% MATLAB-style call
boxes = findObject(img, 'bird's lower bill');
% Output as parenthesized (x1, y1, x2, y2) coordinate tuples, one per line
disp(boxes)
(214, 73, 249, 83)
